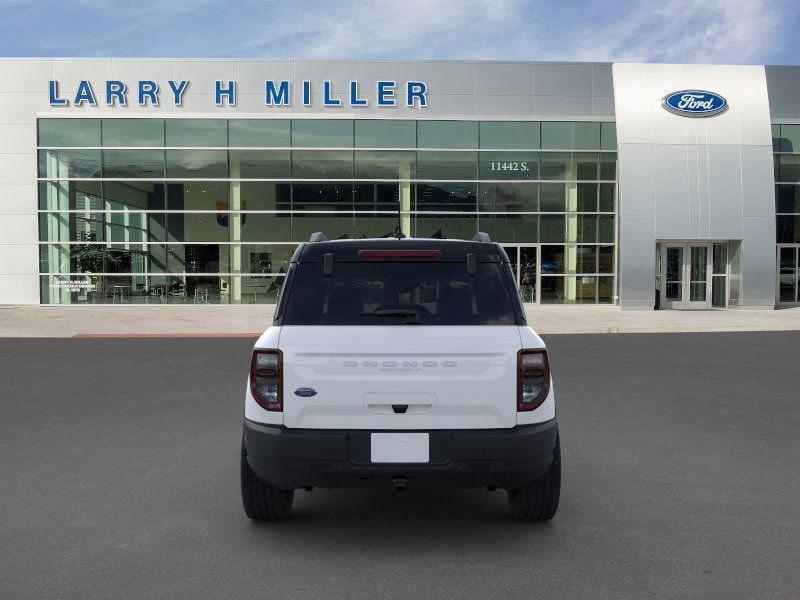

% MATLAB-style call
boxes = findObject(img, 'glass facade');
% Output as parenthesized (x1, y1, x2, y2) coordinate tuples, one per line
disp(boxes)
(37, 118, 617, 304)
(774, 124, 800, 303)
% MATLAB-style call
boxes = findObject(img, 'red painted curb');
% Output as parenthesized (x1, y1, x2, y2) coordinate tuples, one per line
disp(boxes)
(74, 332, 261, 338)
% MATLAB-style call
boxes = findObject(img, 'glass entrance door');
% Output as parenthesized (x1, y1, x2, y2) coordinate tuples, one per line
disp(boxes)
(777, 245, 799, 304)
(662, 245, 684, 309)
(502, 245, 538, 303)
(660, 243, 712, 309)
(519, 246, 537, 303)
(687, 245, 710, 309)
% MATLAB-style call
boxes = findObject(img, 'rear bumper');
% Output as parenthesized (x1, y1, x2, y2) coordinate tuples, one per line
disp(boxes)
(243, 418, 558, 490)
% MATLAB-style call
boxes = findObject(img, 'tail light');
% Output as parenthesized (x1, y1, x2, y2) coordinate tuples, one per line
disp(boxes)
(250, 349, 282, 411)
(518, 349, 550, 411)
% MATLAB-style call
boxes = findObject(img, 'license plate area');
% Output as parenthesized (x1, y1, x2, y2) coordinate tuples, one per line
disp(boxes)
(370, 433, 430, 463)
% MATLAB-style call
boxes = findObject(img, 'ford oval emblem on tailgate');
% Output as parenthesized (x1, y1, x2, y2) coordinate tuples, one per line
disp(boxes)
(294, 387, 317, 397)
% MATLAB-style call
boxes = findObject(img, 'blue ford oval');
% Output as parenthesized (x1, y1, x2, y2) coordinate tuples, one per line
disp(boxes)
(662, 90, 728, 117)
(294, 387, 317, 397)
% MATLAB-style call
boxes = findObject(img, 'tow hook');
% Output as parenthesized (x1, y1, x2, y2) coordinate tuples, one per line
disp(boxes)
(392, 477, 408, 491)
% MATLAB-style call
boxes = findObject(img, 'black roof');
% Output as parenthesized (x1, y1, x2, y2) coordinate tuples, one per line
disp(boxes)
(293, 238, 510, 263)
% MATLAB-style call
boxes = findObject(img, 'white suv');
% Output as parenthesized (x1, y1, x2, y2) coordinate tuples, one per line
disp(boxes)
(241, 233, 560, 521)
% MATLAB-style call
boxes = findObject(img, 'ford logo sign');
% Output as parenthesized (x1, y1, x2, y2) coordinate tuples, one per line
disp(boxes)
(662, 90, 728, 117)
(294, 387, 317, 397)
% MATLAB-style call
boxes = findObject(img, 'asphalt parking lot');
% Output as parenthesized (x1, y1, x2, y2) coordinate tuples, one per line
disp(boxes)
(1, 332, 799, 599)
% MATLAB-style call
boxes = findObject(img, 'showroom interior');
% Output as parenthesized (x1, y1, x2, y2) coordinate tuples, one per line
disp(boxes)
(37, 117, 617, 305)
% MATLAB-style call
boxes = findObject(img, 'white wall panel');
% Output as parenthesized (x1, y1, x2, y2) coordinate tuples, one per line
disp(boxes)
(613, 62, 775, 309)
(51, 59, 114, 94)
(0, 214, 36, 245)
(741, 145, 777, 217)
(0, 274, 39, 304)
(611, 64, 652, 144)
(235, 93, 295, 114)
(0, 59, 51, 93)
(707, 145, 744, 239)
(172, 59, 235, 94)
(532, 95, 593, 117)
(475, 63, 533, 96)
(768, 99, 800, 119)
(618, 215, 656, 308)
(350, 61, 416, 88)
(413, 62, 475, 95)
(473, 95, 533, 116)
(0, 154, 36, 185)
(293, 60, 356, 91)
(766, 67, 800, 98)
(592, 64, 614, 97)
(0, 123, 36, 153)
(0, 184, 38, 214)
(534, 63, 592, 96)
(591, 97, 615, 117)
(0, 244, 38, 275)
(617, 144, 654, 217)
(0, 93, 52, 123)
(417, 94, 474, 117)
(740, 217, 777, 307)
(172, 92, 226, 113)
(234, 60, 294, 94)
(652, 144, 690, 238)
(111, 58, 174, 88)
(766, 66, 800, 120)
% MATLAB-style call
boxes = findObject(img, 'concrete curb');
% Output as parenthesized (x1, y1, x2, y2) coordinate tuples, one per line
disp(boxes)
(61, 325, 800, 338)
(535, 325, 800, 335)
(2, 305, 800, 338)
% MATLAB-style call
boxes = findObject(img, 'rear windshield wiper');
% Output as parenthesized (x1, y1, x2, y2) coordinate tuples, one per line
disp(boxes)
(372, 308, 421, 324)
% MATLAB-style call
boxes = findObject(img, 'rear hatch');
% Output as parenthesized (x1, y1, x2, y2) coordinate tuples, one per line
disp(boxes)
(280, 326, 521, 429)
(275, 240, 526, 430)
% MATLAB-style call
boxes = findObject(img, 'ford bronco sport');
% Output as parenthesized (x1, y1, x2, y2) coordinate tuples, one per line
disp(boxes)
(241, 233, 560, 521)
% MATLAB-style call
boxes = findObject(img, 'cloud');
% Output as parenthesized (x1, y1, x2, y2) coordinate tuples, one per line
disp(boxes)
(224, 0, 797, 64)
(0, 0, 796, 65)
(228, 0, 524, 59)
(570, 0, 787, 64)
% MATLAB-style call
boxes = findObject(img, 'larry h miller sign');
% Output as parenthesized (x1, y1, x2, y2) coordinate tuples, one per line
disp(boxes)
(47, 79, 429, 108)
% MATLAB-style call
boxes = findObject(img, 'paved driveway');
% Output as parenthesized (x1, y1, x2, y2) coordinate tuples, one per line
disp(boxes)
(1, 332, 799, 599)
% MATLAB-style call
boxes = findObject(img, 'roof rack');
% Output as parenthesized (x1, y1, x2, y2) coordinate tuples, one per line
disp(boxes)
(308, 232, 329, 242)
(471, 232, 492, 243)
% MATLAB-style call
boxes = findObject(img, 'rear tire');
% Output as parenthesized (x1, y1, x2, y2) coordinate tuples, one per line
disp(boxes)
(240, 441, 294, 521)
(507, 434, 561, 521)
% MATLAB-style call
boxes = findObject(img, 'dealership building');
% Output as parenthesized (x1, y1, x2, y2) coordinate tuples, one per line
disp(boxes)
(0, 58, 799, 309)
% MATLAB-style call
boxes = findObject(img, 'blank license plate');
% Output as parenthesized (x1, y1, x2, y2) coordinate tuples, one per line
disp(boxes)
(370, 433, 429, 463)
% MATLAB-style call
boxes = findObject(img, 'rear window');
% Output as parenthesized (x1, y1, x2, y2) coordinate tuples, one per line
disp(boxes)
(282, 261, 519, 325)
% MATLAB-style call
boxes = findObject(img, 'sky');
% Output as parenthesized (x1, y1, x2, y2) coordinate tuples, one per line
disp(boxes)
(0, 0, 798, 65)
